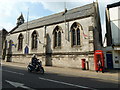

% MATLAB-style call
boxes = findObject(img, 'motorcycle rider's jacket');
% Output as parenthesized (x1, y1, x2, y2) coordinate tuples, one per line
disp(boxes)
(31, 57, 38, 66)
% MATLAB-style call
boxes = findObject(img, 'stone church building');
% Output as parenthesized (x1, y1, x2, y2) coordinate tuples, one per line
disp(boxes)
(4, 2, 103, 70)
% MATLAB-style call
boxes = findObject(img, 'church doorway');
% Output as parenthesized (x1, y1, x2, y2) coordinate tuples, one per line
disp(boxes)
(24, 46, 29, 54)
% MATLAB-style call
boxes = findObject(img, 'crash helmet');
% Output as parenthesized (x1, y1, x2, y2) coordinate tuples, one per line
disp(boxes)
(32, 54, 36, 57)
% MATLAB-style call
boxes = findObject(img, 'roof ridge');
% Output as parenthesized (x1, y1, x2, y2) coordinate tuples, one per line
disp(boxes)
(10, 2, 95, 33)
(25, 3, 94, 25)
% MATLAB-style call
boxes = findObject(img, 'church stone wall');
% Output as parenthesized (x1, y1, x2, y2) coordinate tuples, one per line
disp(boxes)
(5, 16, 95, 70)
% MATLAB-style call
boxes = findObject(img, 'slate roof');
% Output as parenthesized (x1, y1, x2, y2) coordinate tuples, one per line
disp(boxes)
(11, 2, 96, 33)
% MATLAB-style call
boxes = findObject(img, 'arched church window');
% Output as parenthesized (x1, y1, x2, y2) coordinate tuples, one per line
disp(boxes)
(71, 22, 81, 46)
(32, 31, 38, 49)
(18, 34, 23, 51)
(53, 26, 62, 48)
(77, 28, 80, 45)
(72, 29, 76, 45)
(54, 31, 57, 47)
(58, 31, 61, 46)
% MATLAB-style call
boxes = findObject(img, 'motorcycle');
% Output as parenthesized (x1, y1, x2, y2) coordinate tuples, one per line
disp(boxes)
(27, 60, 44, 74)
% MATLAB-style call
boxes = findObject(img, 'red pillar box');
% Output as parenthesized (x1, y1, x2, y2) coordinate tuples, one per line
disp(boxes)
(81, 59, 86, 70)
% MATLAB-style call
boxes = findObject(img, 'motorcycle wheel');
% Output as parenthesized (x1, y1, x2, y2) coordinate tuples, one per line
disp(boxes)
(39, 67, 44, 74)
(28, 69, 32, 72)
(28, 67, 32, 72)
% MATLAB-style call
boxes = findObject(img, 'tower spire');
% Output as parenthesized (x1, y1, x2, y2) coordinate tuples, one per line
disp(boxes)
(17, 13, 24, 26)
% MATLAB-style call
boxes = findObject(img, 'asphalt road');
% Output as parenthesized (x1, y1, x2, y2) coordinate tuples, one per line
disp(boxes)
(2, 65, 119, 90)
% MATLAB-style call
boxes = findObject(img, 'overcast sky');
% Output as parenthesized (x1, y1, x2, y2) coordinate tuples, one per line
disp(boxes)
(0, 0, 119, 40)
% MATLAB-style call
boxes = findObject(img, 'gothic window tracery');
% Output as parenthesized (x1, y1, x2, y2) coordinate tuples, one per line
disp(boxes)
(71, 22, 82, 47)
(32, 31, 38, 49)
(53, 26, 62, 48)
(18, 34, 23, 51)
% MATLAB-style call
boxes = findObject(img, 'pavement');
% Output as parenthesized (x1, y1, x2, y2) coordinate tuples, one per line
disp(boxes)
(1, 60, 120, 82)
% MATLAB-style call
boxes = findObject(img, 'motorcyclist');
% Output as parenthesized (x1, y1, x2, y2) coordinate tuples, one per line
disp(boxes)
(28, 54, 44, 74)
(31, 54, 38, 69)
